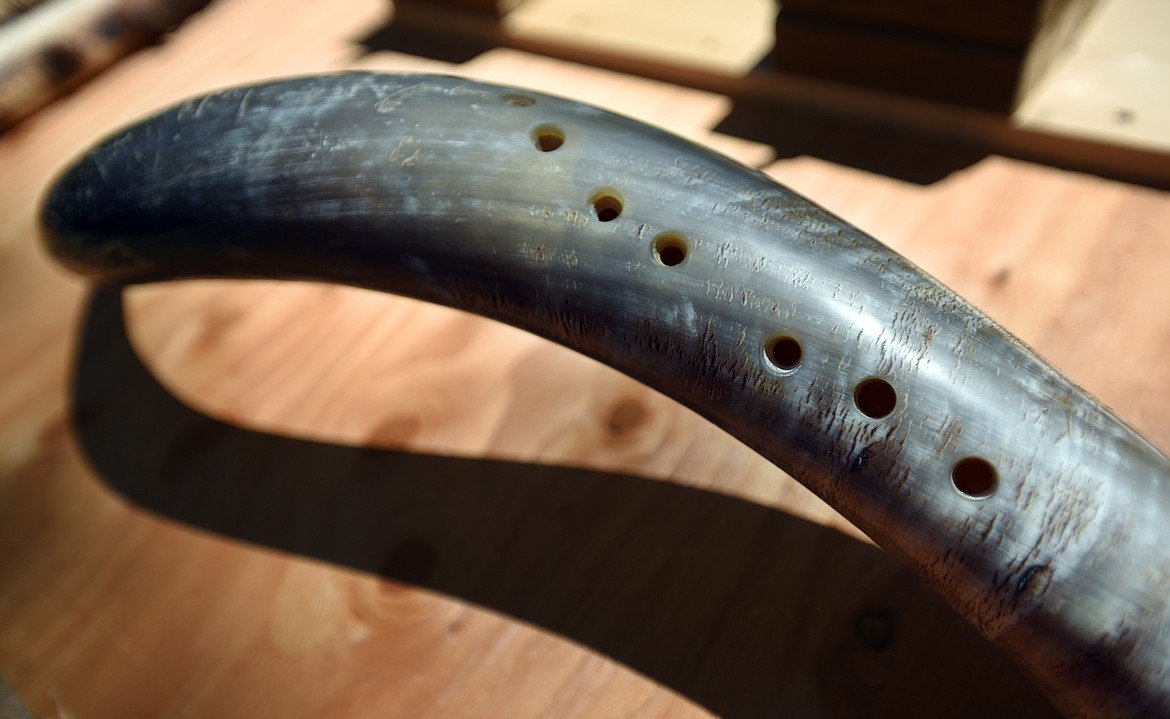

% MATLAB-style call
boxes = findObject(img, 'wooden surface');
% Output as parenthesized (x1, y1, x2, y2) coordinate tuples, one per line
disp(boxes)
(2, 1, 1170, 717)
(1018, 0, 1170, 153)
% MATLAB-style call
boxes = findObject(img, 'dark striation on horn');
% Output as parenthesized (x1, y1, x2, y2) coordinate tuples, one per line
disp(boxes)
(41, 73, 1170, 717)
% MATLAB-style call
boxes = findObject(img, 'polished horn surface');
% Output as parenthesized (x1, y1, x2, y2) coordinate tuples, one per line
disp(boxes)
(42, 73, 1170, 717)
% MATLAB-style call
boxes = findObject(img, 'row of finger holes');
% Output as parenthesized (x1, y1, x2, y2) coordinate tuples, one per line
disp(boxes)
(766, 329, 1000, 497)
(532, 123, 689, 266)
(532, 123, 686, 262)
(587, 190, 689, 266)
(528, 114, 995, 500)
(766, 338, 896, 417)
(766, 336, 997, 498)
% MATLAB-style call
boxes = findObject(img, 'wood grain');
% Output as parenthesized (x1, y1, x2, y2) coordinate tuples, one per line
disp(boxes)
(1, 0, 1168, 716)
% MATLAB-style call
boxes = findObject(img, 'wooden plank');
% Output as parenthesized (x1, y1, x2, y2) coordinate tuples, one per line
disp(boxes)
(1, 0, 1168, 716)
(501, 0, 777, 76)
(364, 0, 1170, 188)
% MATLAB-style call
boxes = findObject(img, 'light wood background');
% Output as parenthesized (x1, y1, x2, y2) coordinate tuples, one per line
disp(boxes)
(2, 0, 1169, 717)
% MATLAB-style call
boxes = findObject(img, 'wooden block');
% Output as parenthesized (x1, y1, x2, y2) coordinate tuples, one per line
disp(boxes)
(771, 15, 1026, 112)
(777, 0, 1050, 45)
(1018, 0, 1103, 104)
(772, 0, 1101, 113)
(1017, 0, 1170, 152)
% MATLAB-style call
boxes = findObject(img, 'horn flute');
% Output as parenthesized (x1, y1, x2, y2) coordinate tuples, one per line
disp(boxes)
(40, 73, 1170, 717)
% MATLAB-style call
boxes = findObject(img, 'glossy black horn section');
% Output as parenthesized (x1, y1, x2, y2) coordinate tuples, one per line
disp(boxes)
(43, 73, 1170, 718)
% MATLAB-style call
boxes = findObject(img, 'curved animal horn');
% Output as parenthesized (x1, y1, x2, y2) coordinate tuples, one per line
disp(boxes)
(42, 73, 1170, 717)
